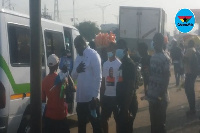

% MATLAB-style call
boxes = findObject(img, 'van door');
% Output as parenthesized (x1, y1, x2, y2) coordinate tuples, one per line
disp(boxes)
(63, 28, 74, 74)
(63, 27, 79, 114)
(44, 30, 65, 75)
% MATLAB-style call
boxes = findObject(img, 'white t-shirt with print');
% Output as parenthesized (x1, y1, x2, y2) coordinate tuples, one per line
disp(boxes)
(102, 58, 121, 96)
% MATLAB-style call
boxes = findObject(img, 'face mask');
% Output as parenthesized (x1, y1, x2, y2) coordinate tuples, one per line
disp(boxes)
(107, 52, 114, 58)
(116, 49, 124, 59)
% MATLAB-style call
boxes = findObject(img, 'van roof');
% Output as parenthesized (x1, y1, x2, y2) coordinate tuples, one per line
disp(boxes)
(0, 8, 78, 30)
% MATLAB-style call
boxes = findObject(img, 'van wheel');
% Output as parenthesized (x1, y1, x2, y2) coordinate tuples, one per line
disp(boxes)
(17, 115, 31, 133)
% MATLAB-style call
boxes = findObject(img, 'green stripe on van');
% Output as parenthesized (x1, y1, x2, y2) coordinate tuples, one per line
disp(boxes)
(0, 55, 30, 94)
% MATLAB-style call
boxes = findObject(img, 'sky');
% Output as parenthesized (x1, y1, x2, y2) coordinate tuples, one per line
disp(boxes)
(1, 0, 200, 35)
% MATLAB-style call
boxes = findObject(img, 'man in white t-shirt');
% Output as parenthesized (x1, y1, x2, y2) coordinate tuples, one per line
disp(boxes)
(100, 42, 121, 133)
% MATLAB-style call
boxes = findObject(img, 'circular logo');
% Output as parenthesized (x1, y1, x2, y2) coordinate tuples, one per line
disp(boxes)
(175, 8, 195, 33)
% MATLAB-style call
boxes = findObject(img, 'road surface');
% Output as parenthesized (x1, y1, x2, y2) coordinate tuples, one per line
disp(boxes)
(68, 69, 200, 133)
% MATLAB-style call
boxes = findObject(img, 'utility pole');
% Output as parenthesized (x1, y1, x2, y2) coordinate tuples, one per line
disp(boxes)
(8, 0, 11, 9)
(113, 14, 119, 24)
(73, 0, 75, 25)
(43, 5, 47, 16)
(54, 0, 59, 21)
(29, 0, 42, 132)
(2, 0, 14, 10)
(42, 4, 52, 20)
(96, 4, 111, 24)
(2, 0, 4, 7)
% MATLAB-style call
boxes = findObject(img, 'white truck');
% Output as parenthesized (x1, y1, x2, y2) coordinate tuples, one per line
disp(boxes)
(119, 6, 167, 53)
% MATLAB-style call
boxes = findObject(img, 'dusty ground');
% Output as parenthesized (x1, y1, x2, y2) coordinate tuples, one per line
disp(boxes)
(68, 69, 200, 133)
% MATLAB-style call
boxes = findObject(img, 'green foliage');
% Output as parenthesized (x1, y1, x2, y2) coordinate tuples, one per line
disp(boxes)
(75, 21, 100, 42)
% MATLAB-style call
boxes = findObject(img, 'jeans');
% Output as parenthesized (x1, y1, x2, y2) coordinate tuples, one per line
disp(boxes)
(184, 74, 197, 111)
(174, 63, 181, 86)
(149, 100, 168, 133)
(101, 96, 118, 133)
(76, 102, 102, 133)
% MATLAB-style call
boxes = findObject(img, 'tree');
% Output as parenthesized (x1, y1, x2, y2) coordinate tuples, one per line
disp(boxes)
(76, 21, 100, 42)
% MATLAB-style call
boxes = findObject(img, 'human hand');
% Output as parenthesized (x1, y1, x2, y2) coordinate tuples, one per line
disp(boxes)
(90, 97, 99, 110)
(76, 62, 85, 73)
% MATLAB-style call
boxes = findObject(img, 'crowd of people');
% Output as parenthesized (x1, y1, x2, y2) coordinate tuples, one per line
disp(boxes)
(41, 32, 199, 133)
(170, 39, 200, 116)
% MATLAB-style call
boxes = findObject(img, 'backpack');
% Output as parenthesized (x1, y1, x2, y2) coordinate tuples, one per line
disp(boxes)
(190, 52, 200, 75)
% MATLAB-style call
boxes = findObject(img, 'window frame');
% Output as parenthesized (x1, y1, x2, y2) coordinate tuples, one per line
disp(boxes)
(7, 23, 31, 67)
(44, 29, 65, 59)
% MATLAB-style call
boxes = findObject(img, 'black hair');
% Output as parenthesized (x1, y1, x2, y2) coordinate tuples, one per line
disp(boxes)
(188, 40, 195, 48)
(137, 42, 148, 51)
(74, 35, 87, 46)
(108, 42, 116, 49)
(62, 49, 71, 56)
(49, 64, 58, 74)
(89, 41, 96, 50)
(116, 39, 128, 51)
(153, 33, 164, 45)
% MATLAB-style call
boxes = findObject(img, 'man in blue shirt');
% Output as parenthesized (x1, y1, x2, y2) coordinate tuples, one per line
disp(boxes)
(147, 33, 170, 133)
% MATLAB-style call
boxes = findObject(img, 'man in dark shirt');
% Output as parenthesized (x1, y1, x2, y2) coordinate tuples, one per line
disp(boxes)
(147, 33, 170, 133)
(183, 40, 197, 116)
(138, 42, 151, 98)
(170, 39, 183, 86)
(116, 39, 138, 133)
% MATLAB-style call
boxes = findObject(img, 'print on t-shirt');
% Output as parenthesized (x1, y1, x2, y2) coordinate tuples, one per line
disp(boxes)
(106, 67, 115, 86)
(103, 59, 121, 96)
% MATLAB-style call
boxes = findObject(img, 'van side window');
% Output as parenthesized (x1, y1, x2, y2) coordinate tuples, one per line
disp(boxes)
(64, 29, 72, 54)
(8, 25, 30, 66)
(44, 30, 65, 58)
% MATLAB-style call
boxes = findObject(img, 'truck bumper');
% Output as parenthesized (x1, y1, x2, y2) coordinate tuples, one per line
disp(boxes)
(0, 116, 8, 133)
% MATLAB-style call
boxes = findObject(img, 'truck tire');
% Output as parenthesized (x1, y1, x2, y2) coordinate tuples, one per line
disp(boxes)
(17, 114, 31, 133)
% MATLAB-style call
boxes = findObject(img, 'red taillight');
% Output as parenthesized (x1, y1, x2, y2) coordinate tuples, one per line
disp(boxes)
(0, 81, 6, 109)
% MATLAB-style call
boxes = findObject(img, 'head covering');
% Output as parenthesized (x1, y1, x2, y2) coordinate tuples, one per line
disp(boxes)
(47, 54, 59, 67)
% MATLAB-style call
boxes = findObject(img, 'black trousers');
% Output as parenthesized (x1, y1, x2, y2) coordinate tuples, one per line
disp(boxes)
(44, 117, 70, 133)
(174, 63, 181, 86)
(101, 96, 118, 133)
(149, 100, 168, 133)
(76, 102, 102, 133)
(185, 74, 197, 111)
(118, 92, 138, 133)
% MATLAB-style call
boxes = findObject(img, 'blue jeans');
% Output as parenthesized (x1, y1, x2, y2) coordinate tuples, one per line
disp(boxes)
(185, 74, 197, 111)
(174, 63, 181, 86)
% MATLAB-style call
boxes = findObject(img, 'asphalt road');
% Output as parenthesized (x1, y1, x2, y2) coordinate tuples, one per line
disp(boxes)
(68, 69, 200, 133)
